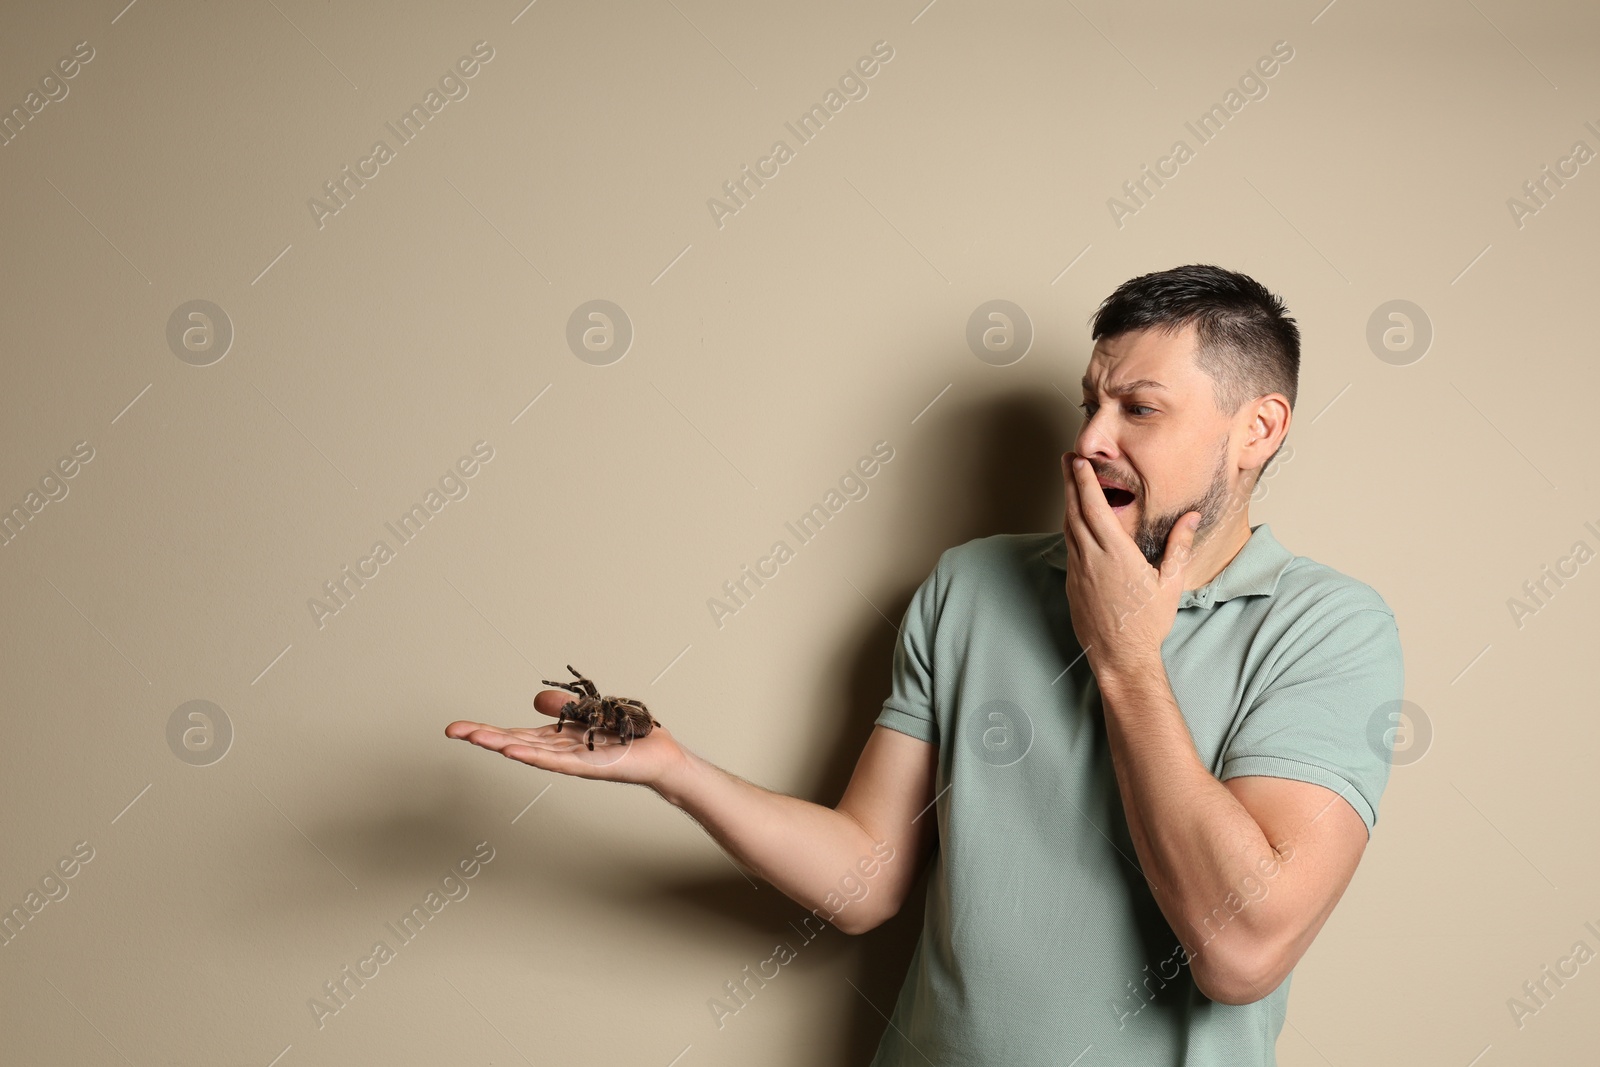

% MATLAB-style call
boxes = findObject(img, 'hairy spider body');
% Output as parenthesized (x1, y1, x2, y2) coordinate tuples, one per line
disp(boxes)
(540, 664, 661, 750)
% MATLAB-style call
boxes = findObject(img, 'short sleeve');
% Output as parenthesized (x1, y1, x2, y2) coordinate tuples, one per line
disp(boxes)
(873, 553, 944, 746)
(1220, 607, 1405, 837)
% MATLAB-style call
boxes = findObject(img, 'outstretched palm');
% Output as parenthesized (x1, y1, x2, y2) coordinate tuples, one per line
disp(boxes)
(446, 688, 683, 787)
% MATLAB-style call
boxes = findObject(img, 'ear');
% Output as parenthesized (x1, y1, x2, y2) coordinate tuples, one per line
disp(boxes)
(1238, 393, 1291, 479)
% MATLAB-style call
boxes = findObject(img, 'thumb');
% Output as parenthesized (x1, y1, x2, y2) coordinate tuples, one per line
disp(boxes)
(1160, 511, 1202, 583)
(533, 689, 574, 717)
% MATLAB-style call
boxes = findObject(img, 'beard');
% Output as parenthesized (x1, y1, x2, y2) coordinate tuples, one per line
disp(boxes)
(1129, 436, 1236, 568)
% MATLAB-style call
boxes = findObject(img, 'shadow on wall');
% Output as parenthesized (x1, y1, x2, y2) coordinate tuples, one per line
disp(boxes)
(892, 387, 1077, 563)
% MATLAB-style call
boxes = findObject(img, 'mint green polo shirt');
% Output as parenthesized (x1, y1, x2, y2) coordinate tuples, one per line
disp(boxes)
(869, 522, 1404, 1067)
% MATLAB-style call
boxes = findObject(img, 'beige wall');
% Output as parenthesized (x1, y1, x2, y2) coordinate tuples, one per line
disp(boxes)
(2, 0, 1596, 1063)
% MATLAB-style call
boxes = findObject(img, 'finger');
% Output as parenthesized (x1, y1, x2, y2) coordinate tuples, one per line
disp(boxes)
(448, 720, 551, 745)
(1061, 452, 1088, 555)
(468, 722, 569, 749)
(451, 723, 550, 739)
(494, 725, 557, 745)
(532, 690, 571, 718)
(1062, 451, 1088, 550)
(452, 725, 526, 752)
(1070, 453, 1118, 551)
(1160, 511, 1203, 583)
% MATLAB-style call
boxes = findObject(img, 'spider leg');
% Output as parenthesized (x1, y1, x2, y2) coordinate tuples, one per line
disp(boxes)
(565, 665, 601, 699)
(584, 724, 599, 751)
(555, 702, 580, 733)
(542, 678, 587, 697)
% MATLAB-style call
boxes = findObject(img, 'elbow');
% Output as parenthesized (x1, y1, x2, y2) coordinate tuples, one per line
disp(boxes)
(1193, 970, 1267, 1006)
(830, 911, 876, 937)
(823, 875, 912, 936)
(1191, 941, 1288, 1006)
(830, 901, 895, 937)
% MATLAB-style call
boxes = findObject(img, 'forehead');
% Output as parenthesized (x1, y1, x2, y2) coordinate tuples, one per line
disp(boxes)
(1083, 323, 1204, 395)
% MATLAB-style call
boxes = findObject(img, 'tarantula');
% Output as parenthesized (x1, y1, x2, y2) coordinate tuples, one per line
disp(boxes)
(540, 664, 661, 750)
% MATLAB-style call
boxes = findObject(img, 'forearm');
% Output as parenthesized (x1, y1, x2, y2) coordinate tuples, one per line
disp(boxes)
(1096, 660, 1281, 972)
(652, 743, 886, 931)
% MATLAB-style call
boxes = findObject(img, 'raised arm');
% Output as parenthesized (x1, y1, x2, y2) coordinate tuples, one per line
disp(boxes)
(447, 692, 938, 936)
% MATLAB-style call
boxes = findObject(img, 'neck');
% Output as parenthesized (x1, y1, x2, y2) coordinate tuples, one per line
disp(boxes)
(1183, 516, 1252, 590)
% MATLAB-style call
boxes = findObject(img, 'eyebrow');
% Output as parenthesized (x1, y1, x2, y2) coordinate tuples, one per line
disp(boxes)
(1080, 376, 1170, 398)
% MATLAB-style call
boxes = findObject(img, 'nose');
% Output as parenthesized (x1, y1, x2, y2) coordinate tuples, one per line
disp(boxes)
(1074, 408, 1119, 465)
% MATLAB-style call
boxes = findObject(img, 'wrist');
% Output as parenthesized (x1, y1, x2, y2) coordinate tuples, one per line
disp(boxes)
(1092, 650, 1165, 695)
(650, 742, 700, 807)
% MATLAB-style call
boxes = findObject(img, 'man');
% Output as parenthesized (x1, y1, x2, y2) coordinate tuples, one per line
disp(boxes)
(446, 263, 1404, 1066)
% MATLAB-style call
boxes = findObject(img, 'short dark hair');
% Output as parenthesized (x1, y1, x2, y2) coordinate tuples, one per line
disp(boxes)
(1089, 263, 1300, 417)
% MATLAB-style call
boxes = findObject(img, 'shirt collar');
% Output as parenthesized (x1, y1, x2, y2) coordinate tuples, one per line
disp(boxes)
(1038, 522, 1296, 609)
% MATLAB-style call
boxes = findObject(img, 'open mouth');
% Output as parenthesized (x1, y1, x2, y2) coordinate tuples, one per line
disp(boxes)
(1101, 486, 1136, 510)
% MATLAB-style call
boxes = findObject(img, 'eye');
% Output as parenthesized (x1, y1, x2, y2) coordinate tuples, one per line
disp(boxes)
(1078, 401, 1156, 417)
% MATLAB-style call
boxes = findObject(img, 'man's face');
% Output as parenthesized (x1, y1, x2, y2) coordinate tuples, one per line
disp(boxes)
(1075, 324, 1245, 567)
